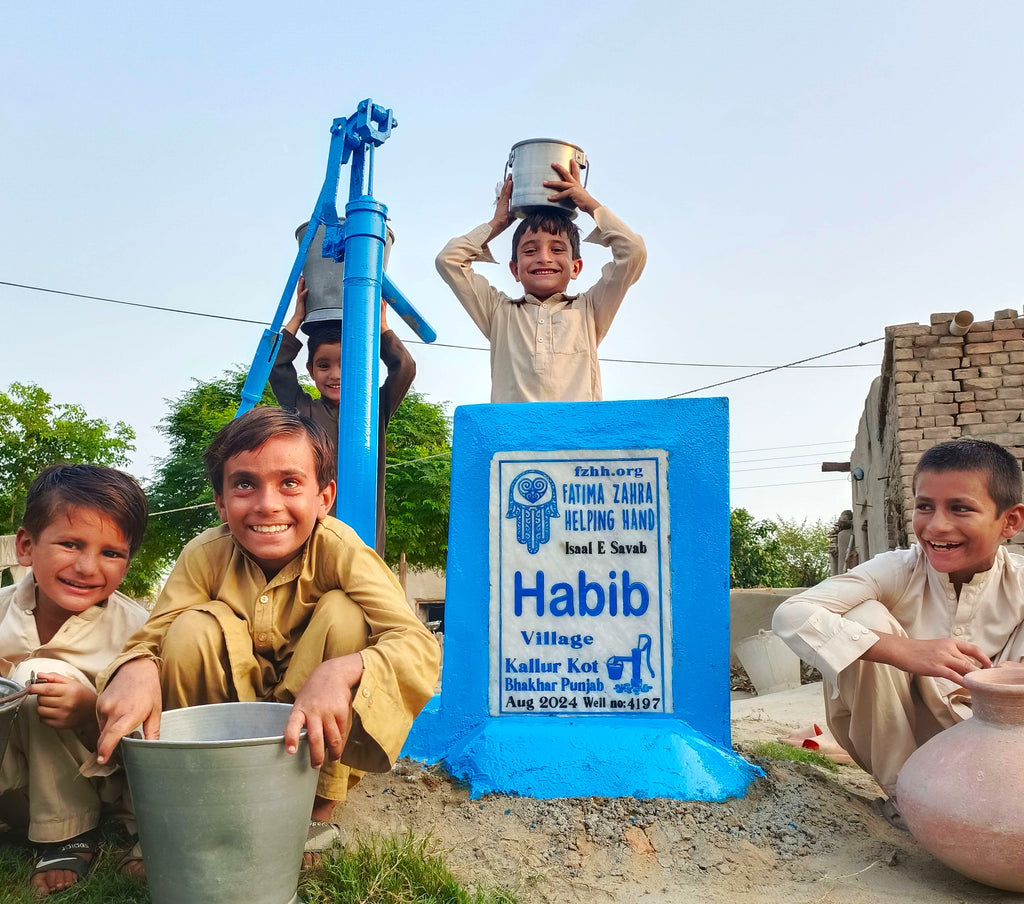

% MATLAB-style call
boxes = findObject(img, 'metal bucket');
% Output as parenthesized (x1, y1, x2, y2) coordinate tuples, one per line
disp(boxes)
(294, 220, 395, 334)
(507, 138, 588, 220)
(0, 677, 24, 762)
(122, 702, 320, 904)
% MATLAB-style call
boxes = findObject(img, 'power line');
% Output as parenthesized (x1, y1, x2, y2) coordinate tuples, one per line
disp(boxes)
(732, 440, 853, 454)
(2, 279, 879, 371)
(732, 477, 850, 490)
(667, 338, 885, 398)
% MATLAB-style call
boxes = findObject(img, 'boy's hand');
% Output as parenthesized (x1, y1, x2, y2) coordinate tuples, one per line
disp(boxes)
(862, 633, 992, 685)
(95, 658, 163, 764)
(30, 673, 96, 732)
(486, 176, 514, 243)
(284, 653, 364, 768)
(544, 160, 600, 216)
(284, 275, 309, 336)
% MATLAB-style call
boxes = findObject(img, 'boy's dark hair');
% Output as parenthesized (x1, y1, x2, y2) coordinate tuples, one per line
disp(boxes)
(914, 439, 1023, 513)
(306, 325, 342, 365)
(511, 211, 581, 262)
(21, 465, 149, 556)
(204, 407, 334, 494)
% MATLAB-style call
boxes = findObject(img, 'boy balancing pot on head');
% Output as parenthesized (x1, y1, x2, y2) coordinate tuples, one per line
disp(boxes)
(0, 465, 148, 896)
(773, 439, 1024, 830)
(94, 408, 439, 867)
(436, 160, 646, 403)
(269, 276, 415, 556)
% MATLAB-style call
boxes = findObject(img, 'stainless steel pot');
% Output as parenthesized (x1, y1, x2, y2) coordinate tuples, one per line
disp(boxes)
(507, 138, 588, 219)
(294, 220, 395, 333)
(0, 677, 24, 763)
(122, 702, 320, 904)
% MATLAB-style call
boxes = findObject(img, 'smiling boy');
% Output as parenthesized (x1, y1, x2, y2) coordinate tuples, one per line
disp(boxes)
(0, 465, 148, 896)
(773, 439, 1024, 828)
(436, 160, 646, 402)
(95, 408, 439, 866)
(269, 278, 415, 556)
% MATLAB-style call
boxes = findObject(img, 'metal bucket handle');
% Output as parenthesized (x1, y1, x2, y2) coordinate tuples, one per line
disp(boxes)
(504, 144, 590, 188)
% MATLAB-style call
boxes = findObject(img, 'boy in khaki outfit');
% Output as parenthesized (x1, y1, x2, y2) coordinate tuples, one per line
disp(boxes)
(773, 439, 1024, 829)
(0, 465, 148, 895)
(96, 408, 439, 867)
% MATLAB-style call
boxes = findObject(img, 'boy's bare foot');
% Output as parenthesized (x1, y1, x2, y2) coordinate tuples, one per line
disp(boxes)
(117, 836, 146, 882)
(30, 831, 98, 896)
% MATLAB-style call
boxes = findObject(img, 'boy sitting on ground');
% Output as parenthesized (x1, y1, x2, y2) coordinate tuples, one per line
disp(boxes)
(95, 407, 439, 866)
(436, 160, 646, 403)
(0, 465, 148, 896)
(270, 276, 415, 556)
(773, 439, 1024, 829)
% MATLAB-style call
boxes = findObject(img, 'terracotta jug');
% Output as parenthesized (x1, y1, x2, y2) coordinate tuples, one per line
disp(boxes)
(896, 663, 1024, 892)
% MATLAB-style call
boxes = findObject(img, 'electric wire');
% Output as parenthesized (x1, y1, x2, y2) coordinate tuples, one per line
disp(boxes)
(0, 279, 879, 371)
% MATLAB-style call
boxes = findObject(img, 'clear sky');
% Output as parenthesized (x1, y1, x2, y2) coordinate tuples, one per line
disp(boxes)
(3, 2, 1023, 525)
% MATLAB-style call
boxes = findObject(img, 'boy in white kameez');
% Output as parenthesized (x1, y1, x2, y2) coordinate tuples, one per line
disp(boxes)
(773, 439, 1024, 829)
(0, 465, 148, 895)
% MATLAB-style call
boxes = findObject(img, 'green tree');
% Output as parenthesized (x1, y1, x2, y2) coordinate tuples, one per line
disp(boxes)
(0, 382, 135, 536)
(774, 517, 831, 587)
(124, 367, 276, 596)
(729, 507, 788, 588)
(383, 391, 451, 571)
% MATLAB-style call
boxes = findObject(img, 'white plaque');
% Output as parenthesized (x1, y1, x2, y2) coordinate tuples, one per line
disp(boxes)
(489, 450, 672, 715)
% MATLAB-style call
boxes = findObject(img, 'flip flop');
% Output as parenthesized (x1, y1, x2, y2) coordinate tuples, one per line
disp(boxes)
(116, 836, 145, 881)
(32, 829, 99, 891)
(302, 820, 344, 870)
(874, 796, 909, 832)
(801, 729, 856, 765)
(777, 723, 823, 747)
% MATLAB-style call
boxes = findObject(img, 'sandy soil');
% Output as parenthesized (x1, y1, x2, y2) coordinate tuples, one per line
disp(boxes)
(332, 696, 1022, 904)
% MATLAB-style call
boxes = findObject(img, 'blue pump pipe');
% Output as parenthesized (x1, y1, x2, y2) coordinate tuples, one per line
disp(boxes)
(236, 100, 434, 547)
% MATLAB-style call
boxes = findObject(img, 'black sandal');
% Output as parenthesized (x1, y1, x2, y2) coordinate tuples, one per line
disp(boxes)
(32, 829, 99, 887)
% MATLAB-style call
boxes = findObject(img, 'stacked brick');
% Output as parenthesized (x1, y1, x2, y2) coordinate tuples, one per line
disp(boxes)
(883, 308, 1024, 555)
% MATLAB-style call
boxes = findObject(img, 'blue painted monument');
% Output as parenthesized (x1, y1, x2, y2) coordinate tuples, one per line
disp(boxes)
(404, 399, 762, 800)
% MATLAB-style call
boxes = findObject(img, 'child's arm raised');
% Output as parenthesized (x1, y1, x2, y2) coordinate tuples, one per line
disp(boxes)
(484, 175, 515, 244)
(283, 275, 309, 337)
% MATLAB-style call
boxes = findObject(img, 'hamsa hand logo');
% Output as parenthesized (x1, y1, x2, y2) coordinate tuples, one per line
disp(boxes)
(506, 470, 558, 554)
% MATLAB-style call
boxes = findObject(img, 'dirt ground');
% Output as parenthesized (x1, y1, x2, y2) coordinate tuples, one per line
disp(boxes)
(333, 700, 1022, 904)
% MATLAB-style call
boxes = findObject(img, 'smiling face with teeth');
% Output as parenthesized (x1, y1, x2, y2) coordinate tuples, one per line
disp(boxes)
(215, 433, 336, 575)
(913, 468, 1024, 586)
(15, 506, 132, 633)
(306, 341, 342, 404)
(509, 228, 583, 300)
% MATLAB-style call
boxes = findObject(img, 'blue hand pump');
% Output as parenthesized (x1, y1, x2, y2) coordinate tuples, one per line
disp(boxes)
(235, 100, 435, 547)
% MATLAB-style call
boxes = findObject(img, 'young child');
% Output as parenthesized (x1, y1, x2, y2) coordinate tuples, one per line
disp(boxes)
(773, 439, 1024, 828)
(436, 161, 646, 403)
(0, 465, 148, 896)
(95, 408, 439, 866)
(269, 276, 415, 556)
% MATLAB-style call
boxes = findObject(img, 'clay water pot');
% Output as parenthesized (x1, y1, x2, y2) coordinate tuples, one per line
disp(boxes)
(896, 663, 1024, 892)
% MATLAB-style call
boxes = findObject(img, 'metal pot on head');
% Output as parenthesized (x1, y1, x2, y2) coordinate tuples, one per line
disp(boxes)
(507, 139, 588, 219)
(294, 220, 395, 334)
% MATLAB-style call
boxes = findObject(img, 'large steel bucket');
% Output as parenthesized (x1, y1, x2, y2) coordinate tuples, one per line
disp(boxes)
(0, 677, 24, 762)
(122, 702, 320, 904)
(507, 138, 588, 220)
(295, 220, 395, 333)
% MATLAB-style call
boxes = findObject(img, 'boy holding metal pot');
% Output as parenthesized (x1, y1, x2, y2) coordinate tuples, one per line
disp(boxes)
(436, 159, 646, 403)
(94, 408, 440, 869)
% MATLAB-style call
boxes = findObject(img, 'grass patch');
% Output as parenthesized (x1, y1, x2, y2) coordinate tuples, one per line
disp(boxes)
(0, 829, 516, 904)
(303, 833, 518, 904)
(750, 740, 839, 772)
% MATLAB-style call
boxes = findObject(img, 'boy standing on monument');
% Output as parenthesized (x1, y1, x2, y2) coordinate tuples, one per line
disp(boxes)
(95, 408, 439, 865)
(436, 161, 646, 403)
(773, 439, 1024, 829)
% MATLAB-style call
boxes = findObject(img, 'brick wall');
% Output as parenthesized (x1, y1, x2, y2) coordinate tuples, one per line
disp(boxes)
(863, 308, 1024, 557)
